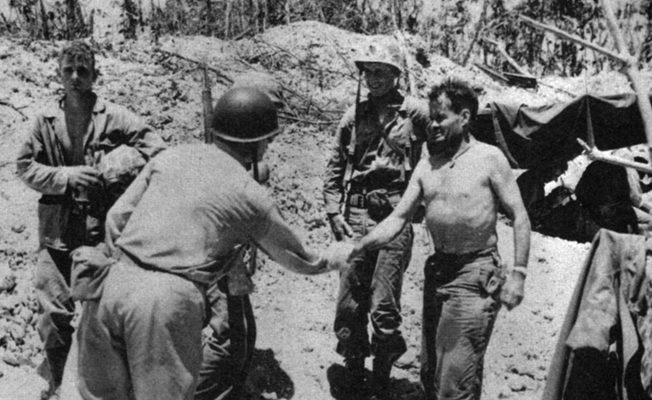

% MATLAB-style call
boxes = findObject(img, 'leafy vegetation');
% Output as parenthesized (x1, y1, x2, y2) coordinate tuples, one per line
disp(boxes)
(1, 0, 651, 77)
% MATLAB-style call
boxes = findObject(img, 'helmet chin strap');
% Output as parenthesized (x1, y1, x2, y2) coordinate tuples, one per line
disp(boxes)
(249, 144, 260, 182)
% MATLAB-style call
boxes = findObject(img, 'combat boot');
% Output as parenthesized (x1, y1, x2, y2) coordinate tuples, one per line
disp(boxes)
(344, 357, 367, 394)
(369, 356, 393, 400)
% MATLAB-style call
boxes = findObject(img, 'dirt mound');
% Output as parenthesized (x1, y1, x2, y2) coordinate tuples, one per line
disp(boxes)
(0, 21, 618, 399)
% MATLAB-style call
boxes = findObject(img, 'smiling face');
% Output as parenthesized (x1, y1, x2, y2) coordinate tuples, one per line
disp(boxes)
(427, 93, 470, 155)
(363, 63, 398, 98)
(59, 54, 95, 95)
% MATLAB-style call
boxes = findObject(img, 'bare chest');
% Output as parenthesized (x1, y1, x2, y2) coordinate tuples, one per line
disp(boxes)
(62, 113, 92, 163)
(421, 156, 492, 201)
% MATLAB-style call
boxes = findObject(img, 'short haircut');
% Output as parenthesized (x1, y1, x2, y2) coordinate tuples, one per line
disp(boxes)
(58, 40, 98, 80)
(428, 77, 478, 121)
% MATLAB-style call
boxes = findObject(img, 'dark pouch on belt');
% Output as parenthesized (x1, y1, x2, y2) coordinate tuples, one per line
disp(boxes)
(366, 189, 394, 221)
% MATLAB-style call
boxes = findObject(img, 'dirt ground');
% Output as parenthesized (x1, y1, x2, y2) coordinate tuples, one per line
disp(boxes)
(0, 21, 628, 399)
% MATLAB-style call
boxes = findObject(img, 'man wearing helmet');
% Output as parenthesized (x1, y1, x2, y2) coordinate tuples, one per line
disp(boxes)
(75, 87, 352, 400)
(323, 41, 430, 398)
(194, 72, 285, 400)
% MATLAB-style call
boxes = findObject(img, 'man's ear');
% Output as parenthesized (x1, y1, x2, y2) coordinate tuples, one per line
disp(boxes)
(460, 108, 472, 127)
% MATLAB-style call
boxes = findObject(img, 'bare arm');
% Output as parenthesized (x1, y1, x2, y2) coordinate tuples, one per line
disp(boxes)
(353, 161, 425, 257)
(492, 155, 530, 270)
(256, 207, 331, 275)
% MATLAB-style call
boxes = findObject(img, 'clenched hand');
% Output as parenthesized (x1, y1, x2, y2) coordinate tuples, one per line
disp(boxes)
(499, 270, 525, 310)
(67, 166, 101, 190)
(327, 213, 353, 241)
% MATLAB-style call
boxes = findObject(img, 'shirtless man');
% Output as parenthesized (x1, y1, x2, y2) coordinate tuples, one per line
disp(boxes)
(348, 78, 530, 400)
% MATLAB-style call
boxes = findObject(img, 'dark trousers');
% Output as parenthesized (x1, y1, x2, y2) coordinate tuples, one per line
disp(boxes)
(34, 247, 75, 388)
(195, 278, 256, 400)
(334, 207, 413, 361)
(421, 250, 504, 400)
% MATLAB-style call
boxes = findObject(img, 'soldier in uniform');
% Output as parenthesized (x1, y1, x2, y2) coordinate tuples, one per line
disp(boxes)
(16, 41, 165, 400)
(195, 72, 284, 400)
(323, 42, 429, 398)
(75, 87, 352, 400)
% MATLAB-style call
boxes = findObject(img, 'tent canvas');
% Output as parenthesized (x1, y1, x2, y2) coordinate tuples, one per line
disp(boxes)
(474, 93, 650, 169)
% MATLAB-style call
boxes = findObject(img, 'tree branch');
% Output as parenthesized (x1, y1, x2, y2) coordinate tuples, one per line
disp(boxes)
(154, 48, 233, 85)
(519, 14, 629, 64)
(577, 138, 652, 174)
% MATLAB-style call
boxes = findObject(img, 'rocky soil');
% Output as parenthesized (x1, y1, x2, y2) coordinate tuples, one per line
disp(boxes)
(0, 21, 635, 399)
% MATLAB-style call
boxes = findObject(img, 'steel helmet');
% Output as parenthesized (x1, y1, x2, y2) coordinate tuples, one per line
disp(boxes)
(211, 87, 280, 143)
(232, 72, 284, 108)
(354, 42, 403, 75)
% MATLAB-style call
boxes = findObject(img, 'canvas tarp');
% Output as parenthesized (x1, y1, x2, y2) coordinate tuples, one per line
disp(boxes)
(474, 93, 650, 169)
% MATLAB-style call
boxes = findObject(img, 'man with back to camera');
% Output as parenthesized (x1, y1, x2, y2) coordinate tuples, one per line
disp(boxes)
(15, 40, 165, 400)
(346, 78, 531, 400)
(194, 71, 285, 400)
(75, 87, 353, 400)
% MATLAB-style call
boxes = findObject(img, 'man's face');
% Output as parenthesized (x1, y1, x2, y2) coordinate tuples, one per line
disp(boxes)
(59, 55, 94, 95)
(427, 93, 469, 155)
(363, 63, 398, 98)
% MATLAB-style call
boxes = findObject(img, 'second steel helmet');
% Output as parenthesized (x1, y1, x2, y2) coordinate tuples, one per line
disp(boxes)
(354, 42, 403, 75)
(211, 87, 280, 143)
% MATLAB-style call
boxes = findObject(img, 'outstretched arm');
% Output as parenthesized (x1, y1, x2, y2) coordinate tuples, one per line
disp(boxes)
(257, 207, 350, 275)
(351, 160, 425, 258)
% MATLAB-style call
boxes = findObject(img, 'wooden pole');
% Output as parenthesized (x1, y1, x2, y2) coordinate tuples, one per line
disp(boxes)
(202, 64, 213, 144)
(483, 37, 534, 77)
(519, 14, 628, 64)
(577, 139, 652, 174)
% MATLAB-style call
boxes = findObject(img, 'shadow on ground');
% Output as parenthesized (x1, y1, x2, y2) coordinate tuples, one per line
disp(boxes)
(245, 348, 294, 399)
(326, 363, 423, 400)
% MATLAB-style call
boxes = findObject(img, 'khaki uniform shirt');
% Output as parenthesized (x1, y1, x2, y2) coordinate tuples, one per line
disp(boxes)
(16, 95, 166, 250)
(323, 89, 430, 214)
(106, 144, 276, 286)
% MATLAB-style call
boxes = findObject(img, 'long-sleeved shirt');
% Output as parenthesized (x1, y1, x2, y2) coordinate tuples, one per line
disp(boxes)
(16, 95, 166, 250)
(323, 89, 430, 214)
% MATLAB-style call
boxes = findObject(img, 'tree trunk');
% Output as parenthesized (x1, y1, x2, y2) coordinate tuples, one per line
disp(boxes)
(225, 0, 233, 38)
(66, 0, 75, 39)
(262, 0, 267, 30)
(285, 0, 290, 25)
(39, 0, 50, 39)
(205, 0, 212, 35)
(252, 0, 259, 34)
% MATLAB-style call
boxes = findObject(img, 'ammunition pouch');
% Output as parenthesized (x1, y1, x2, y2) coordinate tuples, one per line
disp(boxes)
(365, 189, 395, 222)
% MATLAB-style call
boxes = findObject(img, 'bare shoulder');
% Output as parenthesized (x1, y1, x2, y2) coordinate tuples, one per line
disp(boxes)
(472, 140, 510, 168)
